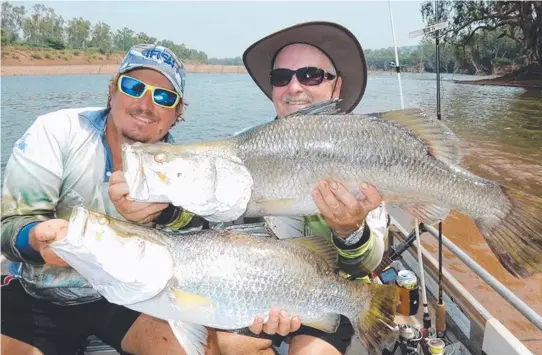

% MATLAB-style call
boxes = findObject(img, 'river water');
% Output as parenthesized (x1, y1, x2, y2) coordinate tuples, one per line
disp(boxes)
(2, 72, 541, 352)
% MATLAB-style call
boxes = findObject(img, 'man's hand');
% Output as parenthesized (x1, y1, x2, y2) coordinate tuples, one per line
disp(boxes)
(249, 308, 301, 336)
(312, 180, 382, 238)
(108, 171, 168, 224)
(29, 219, 69, 267)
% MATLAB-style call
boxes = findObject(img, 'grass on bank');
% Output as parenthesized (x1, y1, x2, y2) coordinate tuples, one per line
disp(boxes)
(1, 44, 207, 65)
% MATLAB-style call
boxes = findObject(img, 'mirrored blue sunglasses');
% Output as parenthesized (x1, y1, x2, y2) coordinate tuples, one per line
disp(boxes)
(118, 75, 180, 108)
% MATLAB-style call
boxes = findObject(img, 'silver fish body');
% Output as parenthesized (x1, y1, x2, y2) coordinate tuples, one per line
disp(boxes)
(50, 206, 398, 354)
(122, 100, 542, 278)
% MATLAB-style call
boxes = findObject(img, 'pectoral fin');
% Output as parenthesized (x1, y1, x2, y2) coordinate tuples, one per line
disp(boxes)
(172, 289, 214, 309)
(256, 198, 297, 214)
(169, 289, 216, 324)
(303, 313, 342, 333)
(284, 235, 338, 268)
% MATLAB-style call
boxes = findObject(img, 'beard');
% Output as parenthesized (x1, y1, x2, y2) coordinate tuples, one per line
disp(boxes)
(121, 106, 159, 143)
(121, 130, 152, 144)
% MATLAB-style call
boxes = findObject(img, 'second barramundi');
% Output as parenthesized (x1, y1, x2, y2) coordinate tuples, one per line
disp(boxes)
(50, 206, 399, 355)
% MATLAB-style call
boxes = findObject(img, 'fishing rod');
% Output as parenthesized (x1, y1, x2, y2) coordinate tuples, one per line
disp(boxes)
(388, 0, 405, 109)
(388, 0, 432, 334)
(433, 0, 447, 339)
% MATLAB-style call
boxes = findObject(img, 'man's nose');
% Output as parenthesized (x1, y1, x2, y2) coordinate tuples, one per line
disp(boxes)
(286, 74, 304, 94)
(140, 89, 155, 109)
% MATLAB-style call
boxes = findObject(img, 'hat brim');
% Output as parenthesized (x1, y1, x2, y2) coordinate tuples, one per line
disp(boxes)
(243, 21, 367, 113)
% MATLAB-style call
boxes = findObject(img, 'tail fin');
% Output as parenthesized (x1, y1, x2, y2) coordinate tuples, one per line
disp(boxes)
(476, 186, 542, 278)
(348, 283, 399, 351)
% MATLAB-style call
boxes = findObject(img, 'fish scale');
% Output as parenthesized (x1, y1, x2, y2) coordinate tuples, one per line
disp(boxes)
(172, 233, 343, 327)
(122, 99, 542, 278)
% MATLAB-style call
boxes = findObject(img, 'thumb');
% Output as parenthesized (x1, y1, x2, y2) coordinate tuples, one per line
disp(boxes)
(41, 245, 69, 267)
(359, 182, 382, 210)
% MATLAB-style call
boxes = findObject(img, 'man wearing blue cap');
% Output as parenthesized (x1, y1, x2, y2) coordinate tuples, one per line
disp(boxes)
(1, 44, 218, 355)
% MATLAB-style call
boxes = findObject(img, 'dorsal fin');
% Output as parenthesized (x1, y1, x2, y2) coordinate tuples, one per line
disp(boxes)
(378, 108, 462, 165)
(283, 235, 338, 267)
(284, 99, 343, 118)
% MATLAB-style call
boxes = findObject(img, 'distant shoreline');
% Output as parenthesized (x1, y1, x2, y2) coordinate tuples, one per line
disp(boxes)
(5, 64, 541, 91)
(454, 77, 542, 90)
(1, 47, 250, 76)
(1, 64, 248, 76)
(1, 64, 393, 77)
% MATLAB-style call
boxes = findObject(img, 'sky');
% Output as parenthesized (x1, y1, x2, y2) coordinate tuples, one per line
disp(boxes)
(13, 0, 430, 58)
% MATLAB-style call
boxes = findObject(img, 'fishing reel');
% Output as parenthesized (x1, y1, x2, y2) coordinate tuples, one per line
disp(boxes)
(380, 321, 456, 355)
(380, 322, 423, 355)
(381, 324, 423, 355)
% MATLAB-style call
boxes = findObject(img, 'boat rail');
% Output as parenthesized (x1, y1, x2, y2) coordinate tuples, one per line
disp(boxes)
(389, 213, 540, 355)
(422, 223, 542, 331)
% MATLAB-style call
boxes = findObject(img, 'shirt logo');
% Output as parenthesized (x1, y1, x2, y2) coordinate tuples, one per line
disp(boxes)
(15, 133, 30, 152)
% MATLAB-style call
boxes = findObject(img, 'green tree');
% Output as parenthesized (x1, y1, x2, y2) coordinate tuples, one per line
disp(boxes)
(421, 1, 541, 67)
(1, 1, 26, 44)
(207, 56, 243, 65)
(66, 17, 91, 49)
(21, 4, 65, 47)
(114, 27, 136, 51)
(1, 1, 214, 64)
(89, 22, 113, 54)
(134, 32, 157, 44)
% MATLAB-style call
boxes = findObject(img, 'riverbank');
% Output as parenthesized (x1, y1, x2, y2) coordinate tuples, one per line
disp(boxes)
(454, 76, 542, 89)
(1, 46, 248, 76)
(1, 63, 248, 76)
(454, 64, 542, 90)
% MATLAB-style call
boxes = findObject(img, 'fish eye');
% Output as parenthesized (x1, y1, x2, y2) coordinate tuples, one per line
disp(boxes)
(154, 153, 168, 163)
(98, 217, 109, 225)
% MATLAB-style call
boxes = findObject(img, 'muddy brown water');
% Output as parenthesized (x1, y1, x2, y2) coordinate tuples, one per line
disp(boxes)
(2, 72, 541, 352)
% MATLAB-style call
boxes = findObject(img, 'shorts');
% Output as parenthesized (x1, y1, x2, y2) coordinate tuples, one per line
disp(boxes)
(219, 315, 355, 354)
(286, 315, 355, 354)
(1, 275, 141, 355)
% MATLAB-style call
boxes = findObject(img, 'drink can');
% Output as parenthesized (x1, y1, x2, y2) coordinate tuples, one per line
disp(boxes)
(427, 338, 446, 354)
(396, 270, 418, 290)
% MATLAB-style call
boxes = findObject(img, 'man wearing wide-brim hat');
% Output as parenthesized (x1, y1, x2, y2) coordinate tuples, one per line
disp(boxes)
(218, 21, 390, 355)
(244, 20, 368, 115)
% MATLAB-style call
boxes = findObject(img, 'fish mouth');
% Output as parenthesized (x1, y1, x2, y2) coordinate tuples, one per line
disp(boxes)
(66, 206, 90, 247)
(122, 143, 150, 201)
(287, 101, 310, 105)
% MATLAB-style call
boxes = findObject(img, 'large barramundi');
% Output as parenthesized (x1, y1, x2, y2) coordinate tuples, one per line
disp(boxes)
(122, 99, 542, 279)
(50, 206, 399, 355)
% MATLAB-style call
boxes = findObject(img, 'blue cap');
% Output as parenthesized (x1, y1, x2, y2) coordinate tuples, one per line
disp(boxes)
(119, 44, 186, 98)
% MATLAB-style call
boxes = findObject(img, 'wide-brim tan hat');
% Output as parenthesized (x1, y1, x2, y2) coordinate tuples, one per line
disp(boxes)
(243, 21, 367, 113)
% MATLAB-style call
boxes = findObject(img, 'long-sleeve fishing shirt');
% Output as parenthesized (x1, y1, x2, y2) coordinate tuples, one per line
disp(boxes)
(0, 107, 187, 306)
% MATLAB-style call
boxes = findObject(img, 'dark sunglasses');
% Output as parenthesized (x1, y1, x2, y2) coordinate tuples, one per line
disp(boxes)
(269, 67, 338, 87)
(118, 75, 180, 108)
